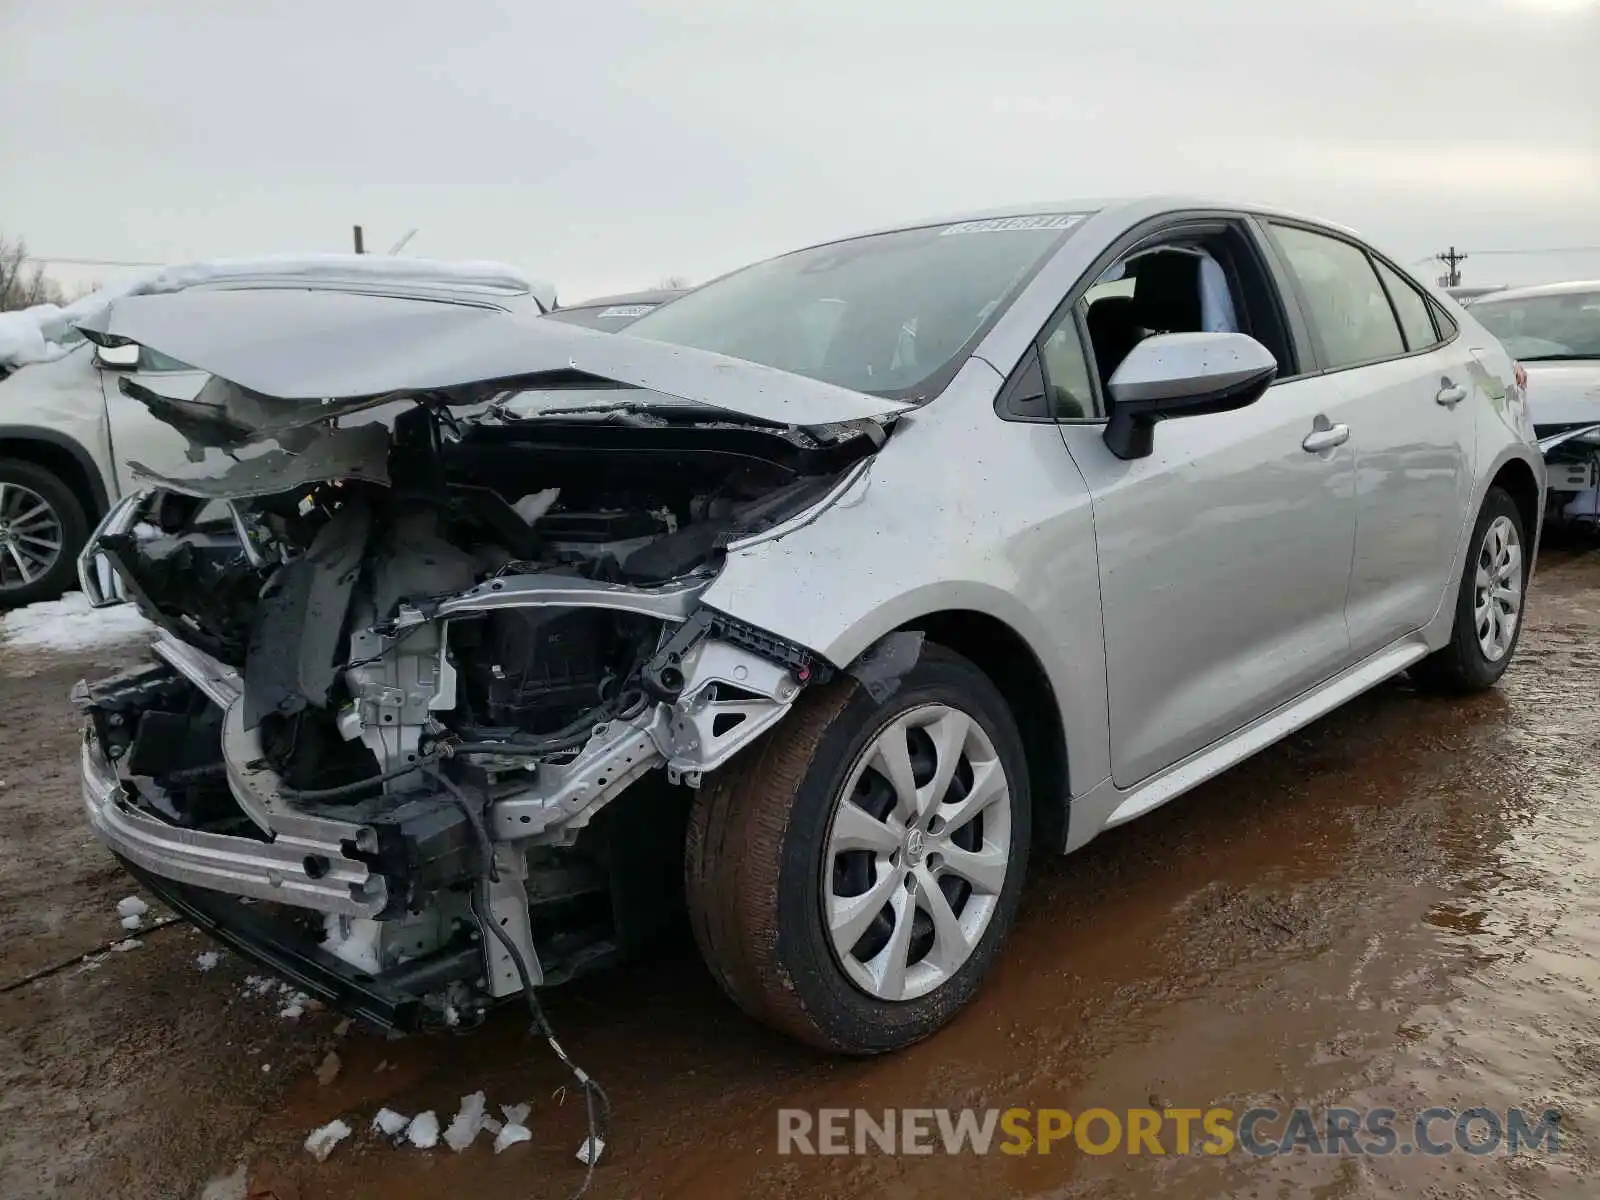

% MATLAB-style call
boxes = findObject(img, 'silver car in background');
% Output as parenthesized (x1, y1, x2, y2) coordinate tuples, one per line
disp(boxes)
(1466, 280, 1600, 524)
(72, 198, 1541, 1061)
(542, 287, 687, 331)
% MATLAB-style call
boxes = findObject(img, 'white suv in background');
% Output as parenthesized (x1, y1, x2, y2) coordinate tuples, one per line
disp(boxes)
(0, 257, 552, 605)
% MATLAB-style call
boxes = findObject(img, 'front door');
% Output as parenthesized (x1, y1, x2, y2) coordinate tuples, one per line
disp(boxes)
(1059, 376, 1356, 786)
(1034, 220, 1359, 788)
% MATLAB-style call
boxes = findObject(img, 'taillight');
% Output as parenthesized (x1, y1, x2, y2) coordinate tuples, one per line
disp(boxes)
(1515, 362, 1528, 391)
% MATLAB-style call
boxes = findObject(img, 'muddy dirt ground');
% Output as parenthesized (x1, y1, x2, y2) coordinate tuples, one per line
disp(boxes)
(4, 542, 1600, 1199)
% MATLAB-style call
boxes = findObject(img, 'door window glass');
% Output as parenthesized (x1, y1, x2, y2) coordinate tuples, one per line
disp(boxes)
(1270, 224, 1405, 369)
(1373, 258, 1440, 352)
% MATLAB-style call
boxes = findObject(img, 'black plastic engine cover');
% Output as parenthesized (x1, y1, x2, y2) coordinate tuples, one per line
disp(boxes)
(459, 608, 612, 734)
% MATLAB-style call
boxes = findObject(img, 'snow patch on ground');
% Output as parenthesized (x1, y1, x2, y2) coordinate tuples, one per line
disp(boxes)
(242, 974, 313, 1019)
(1, 592, 152, 654)
(494, 1122, 532, 1153)
(304, 1119, 352, 1162)
(443, 1091, 487, 1151)
(196, 950, 221, 971)
(405, 1111, 440, 1149)
(199, 1162, 249, 1200)
(371, 1108, 411, 1138)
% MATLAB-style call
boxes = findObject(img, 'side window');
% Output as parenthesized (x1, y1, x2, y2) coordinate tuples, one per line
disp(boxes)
(1430, 300, 1458, 341)
(1038, 314, 1096, 419)
(1372, 258, 1440, 352)
(1270, 224, 1405, 369)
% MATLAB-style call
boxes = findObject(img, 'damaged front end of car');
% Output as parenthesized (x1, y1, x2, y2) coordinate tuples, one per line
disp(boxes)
(70, 292, 898, 1031)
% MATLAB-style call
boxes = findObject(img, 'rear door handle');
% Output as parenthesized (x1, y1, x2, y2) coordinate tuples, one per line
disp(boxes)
(1436, 377, 1467, 407)
(1302, 420, 1350, 453)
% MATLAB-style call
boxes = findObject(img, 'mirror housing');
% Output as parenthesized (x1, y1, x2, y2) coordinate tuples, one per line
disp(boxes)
(94, 342, 140, 370)
(1103, 332, 1277, 460)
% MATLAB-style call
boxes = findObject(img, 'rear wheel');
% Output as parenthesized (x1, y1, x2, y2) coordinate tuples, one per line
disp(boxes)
(0, 459, 87, 608)
(1413, 486, 1527, 692)
(684, 645, 1031, 1054)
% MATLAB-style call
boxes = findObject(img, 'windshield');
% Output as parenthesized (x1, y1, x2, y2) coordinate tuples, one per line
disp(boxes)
(1471, 290, 1600, 360)
(625, 214, 1088, 401)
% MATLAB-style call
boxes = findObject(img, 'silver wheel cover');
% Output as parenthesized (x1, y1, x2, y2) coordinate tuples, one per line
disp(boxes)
(1474, 514, 1522, 663)
(820, 703, 1013, 1002)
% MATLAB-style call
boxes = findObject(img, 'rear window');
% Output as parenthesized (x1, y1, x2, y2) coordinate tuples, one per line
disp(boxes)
(625, 214, 1090, 402)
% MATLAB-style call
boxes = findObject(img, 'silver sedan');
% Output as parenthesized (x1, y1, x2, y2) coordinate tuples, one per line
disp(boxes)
(74, 197, 1543, 1060)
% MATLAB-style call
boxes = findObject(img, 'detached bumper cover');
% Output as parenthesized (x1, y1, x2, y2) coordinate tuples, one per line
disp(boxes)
(80, 726, 389, 917)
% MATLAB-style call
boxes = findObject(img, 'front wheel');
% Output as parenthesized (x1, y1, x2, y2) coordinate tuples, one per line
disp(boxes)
(684, 645, 1032, 1054)
(1413, 486, 1528, 692)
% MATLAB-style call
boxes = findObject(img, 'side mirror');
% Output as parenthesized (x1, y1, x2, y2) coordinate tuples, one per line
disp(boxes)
(94, 342, 140, 370)
(1103, 332, 1278, 460)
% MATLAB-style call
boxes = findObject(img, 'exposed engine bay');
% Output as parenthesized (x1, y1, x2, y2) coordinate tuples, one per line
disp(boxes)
(77, 393, 879, 1030)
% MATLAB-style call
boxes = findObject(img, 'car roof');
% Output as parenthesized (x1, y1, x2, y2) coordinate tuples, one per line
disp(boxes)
(796, 195, 1370, 253)
(1468, 279, 1600, 304)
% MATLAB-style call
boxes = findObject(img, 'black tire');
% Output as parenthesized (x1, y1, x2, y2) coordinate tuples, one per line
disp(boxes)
(684, 644, 1032, 1054)
(0, 458, 89, 609)
(1412, 486, 1528, 693)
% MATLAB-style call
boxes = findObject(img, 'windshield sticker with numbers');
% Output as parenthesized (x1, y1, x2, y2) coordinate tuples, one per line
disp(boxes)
(938, 214, 1087, 236)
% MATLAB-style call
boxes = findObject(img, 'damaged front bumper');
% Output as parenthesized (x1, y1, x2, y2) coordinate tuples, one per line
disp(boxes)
(79, 632, 391, 914)
(77, 601, 829, 1024)
(82, 723, 388, 916)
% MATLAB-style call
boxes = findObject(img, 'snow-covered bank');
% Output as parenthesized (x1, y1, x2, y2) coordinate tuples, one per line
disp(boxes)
(0, 591, 152, 654)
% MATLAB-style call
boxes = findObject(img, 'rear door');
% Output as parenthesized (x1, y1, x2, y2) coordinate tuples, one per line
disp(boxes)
(1265, 223, 1476, 657)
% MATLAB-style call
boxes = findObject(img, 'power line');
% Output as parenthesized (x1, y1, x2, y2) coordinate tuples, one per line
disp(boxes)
(1464, 246, 1600, 257)
(29, 255, 166, 268)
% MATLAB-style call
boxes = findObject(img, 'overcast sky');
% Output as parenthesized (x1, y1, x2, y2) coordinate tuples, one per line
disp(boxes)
(2, 0, 1595, 302)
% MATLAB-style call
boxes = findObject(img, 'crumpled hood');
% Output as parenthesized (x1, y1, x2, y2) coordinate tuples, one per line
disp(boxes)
(1524, 361, 1600, 428)
(75, 288, 909, 433)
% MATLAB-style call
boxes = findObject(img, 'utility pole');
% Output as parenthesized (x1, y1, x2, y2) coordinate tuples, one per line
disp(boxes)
(352, 225, 366, 254)
(1436, 246, 1467, 287)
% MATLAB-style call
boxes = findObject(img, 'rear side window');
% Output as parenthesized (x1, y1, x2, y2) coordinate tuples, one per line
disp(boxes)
(1372, 259, 1440, 351)
(1269, 224, 1404, 370)
(1431, 301, 1458, 341)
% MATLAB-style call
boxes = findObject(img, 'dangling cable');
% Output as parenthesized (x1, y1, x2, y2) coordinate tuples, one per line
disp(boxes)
(438, 765, 612, 1198)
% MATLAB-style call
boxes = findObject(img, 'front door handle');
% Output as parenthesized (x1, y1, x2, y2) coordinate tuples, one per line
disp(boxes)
(1436, 377, 1467, 407)
(1302, 419, 1350, 453)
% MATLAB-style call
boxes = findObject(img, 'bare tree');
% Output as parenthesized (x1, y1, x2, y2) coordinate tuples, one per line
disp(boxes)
(0, 234, 72, 312)
(655, 275, 691, 290)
